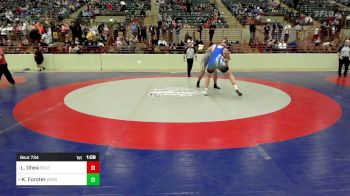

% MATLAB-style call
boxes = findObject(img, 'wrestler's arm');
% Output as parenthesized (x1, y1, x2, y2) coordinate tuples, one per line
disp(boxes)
(223, 48, 230, 61)
(206, 46, 213, 54)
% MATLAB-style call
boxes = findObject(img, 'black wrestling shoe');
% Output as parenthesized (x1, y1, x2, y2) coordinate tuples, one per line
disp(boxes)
(235, 89, 242, 96)
(196, 81, 200, 88)
(214, 84, 221, 89)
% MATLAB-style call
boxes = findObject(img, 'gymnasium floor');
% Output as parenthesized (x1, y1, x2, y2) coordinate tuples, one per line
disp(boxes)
(0, 71, 349, 195)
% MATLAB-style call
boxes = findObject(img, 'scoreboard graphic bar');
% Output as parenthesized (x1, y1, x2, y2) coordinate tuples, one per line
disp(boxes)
(16, 153, 100, 186)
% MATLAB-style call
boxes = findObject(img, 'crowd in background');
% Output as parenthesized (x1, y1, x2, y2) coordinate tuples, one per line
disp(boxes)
(223, 0, 288, 25)
(0, 0, 349, 54)
(0, 0, 89, 22)
(159, 0, 227, 28)
(81, 0, 151, 17)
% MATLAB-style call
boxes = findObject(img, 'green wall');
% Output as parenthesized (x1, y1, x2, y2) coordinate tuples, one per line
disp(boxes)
(5, 54, 338, 72)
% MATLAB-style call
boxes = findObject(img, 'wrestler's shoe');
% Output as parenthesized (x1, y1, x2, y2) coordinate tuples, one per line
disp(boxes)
(214, 84, 220, 89)
(235, 89, 242, 96)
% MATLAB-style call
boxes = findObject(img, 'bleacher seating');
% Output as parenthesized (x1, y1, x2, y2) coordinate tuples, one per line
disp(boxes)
(80, 0, 151, 17)
(336, 0, 350, 7)
(0, 0, 88, 22)
(283, 0, 350, 21)
(222, 0, 289, 25)
(159, 0, 228, 28)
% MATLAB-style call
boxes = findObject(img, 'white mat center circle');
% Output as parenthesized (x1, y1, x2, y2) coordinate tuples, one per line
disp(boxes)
(64, 77, 291, 122)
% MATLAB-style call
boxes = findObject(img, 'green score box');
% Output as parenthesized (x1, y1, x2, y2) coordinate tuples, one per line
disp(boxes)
(87, 174, 100, 186)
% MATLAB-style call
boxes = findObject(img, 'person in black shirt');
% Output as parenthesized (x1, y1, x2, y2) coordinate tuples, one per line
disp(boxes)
(197, 24, 203, 40)
(209, 23, 216, 43)
(140, 23, 147, 41)
(264, 25, 270, 40)
(34, 47, 45, 71)
(249, 23, 256, 43)
(70, 21, 83, 42)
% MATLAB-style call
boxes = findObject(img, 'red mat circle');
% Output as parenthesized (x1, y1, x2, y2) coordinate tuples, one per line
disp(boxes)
(13, 76, 342, 150)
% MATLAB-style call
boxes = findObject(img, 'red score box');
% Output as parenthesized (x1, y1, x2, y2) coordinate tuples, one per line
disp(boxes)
(87, 161, 100, 173)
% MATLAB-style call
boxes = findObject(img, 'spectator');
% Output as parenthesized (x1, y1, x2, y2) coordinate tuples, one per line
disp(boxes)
(187, 36, 194, 46)
(264, 25, 270, 40)
(255, 14, 261, 22)
(110, 22, 117, 41)
(107, 3, 113, 11)
(175, 24, 181, 44)
(249, 22, 256, 43)
(278, 41, 287, 51)
(304, 14, 313, 24)
(102, 25, 110, 41)
(335, 12, 342, 21)
(29, 28, 41, 43)
(70, 21, 83, 42)
(158, 36, 168, 46)
(156, 21, 161, 40)
(128, 35, 138, 49)
(284, 24, 291, 43)
(98, 23, 104, 35)
(197, 24, 202, 40)
(69, 44, 82, 54)
(115, 37, 123, 51)
(323, 40, 335, 51)
(209, 23, 216, 42)
(131, 22, 138, 37)
(119, 23, 126, 39)
(140, 23, 147, 41)
(149, 25, 156, 42)
(120, 1, 127, 12)
(5, 10, 14, 23)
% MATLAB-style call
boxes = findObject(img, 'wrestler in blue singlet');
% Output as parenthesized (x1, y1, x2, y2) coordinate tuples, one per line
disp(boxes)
(207, 44, 228, 73)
